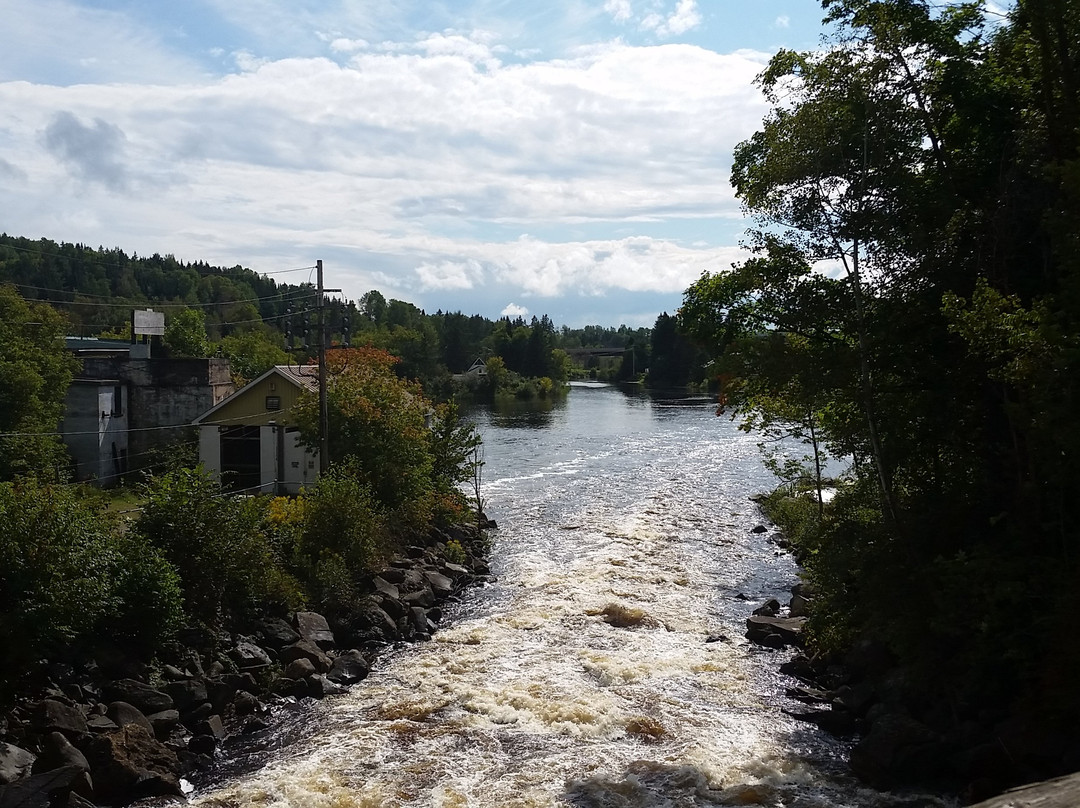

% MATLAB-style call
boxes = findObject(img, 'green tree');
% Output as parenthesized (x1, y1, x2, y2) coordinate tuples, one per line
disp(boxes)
(163, 308, 210, 358)
(0, 286, 79, 481)
(218, 329, 291, 384)
(293, 347, 436, 511)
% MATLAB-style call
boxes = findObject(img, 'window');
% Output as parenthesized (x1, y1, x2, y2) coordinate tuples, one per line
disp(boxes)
(265, 395, 281, 411)
(112, 385, 123, 416)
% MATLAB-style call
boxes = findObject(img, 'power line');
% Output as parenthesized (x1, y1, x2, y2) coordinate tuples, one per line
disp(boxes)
(12, 285, 318, 310)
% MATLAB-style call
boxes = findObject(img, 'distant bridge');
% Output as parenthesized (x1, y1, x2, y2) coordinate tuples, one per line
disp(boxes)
(563, 347, 629, 360)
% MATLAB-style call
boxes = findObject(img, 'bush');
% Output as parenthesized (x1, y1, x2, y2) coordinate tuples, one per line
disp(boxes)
(137, 467, 301, 624)
(293, 463, 387, 611)
(0, 481, 183, 667)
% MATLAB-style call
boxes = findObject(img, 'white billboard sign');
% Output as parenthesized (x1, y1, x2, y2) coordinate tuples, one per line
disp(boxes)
(133, 309, 166, 336)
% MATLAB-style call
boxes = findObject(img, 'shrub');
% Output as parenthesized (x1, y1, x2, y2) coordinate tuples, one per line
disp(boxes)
(137, 467, 300, 624)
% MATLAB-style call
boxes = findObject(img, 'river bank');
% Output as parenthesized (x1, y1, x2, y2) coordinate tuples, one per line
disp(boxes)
(749, 492, 1080, 807)
(0, 517, 493, 807)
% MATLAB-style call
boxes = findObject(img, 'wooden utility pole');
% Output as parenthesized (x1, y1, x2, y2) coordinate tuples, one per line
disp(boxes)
(317, 260, 329, 474)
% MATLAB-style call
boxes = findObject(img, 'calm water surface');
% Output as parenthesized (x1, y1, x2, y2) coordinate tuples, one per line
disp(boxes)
(195, 383, 944, 808)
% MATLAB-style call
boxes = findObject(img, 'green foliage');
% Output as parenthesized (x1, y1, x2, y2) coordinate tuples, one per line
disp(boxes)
(137, 467, 300, 623)
(218, 329, 291, 384)
(293, 464, 385, 610)
(681, 0, 1080, 721)
(163, 308, 210, 357)
(0, 481, 183, 664)
(0, 286, 79, 481)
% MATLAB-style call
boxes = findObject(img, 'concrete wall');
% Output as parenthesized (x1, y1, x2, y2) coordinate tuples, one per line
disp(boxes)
(62, 380, 128, 485)
(72, 357, 235, 470)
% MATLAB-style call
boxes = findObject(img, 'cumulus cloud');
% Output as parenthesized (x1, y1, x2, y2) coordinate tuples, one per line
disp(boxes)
(604, 0, 634, 24)
(42, 112, 130, 191)
(641, 0, 702, 38)
(775, 15, 790, 29)
(0, 17, 769, 323)
(501, 303, 529, 317)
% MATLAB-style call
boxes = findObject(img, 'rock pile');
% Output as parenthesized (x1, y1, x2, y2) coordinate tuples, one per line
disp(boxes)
(0, 520, 492, 807)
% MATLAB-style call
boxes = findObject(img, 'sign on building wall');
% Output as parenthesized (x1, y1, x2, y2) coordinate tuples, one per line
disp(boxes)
(132, 309, 166, 336)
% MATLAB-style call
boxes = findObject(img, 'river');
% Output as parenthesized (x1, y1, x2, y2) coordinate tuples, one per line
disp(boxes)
(195, 382, 945, 808)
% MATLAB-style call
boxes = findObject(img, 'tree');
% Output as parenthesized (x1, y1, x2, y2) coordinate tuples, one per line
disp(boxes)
(218, 330, 291, 385)
(163, 308, 210, 358)
(0, 286, 79, 481)
(293, 347, 435, 511)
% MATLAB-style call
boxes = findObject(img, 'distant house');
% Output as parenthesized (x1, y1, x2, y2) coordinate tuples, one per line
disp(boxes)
(61, 337, 234, 486)
(193, 365, 319, 495)
(452, 357, 487, 382)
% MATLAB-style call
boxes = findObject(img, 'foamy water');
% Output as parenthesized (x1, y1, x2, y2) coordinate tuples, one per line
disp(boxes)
(194, 385, 947, 808)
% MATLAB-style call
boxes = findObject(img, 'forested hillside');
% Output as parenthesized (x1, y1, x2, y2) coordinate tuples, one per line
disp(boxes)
(0, 234, 703, 392)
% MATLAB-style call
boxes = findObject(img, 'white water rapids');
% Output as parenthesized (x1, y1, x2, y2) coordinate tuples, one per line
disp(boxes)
(192, 384, 947, 808)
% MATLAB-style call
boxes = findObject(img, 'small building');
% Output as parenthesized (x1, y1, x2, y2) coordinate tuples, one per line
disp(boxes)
(61, 337, 234, 485)
(452, 357, 487, 382)
(193, 365, 320, 495)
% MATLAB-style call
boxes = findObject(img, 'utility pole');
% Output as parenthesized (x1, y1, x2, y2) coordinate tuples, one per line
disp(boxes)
(317, 260, 329, 474)
(315, 259, 343, 476)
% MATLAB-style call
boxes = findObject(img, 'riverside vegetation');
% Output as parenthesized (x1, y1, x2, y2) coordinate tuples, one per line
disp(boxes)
(680, 0, 1080, 802)
(0, 344, 495, 805)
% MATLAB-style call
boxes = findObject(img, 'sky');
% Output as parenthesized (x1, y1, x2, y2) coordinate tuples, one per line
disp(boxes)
(0, 0, 833, 328)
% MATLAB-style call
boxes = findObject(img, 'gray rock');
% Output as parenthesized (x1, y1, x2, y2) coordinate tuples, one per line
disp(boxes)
(327, 651, 369, 685)
(85, 715, 120, 734)
(103, 680, 173, 716)
(789, 593, 811, 618)
(0, 743, 35, 785)
(409, 606, 430, 634)
(256, 617, 300, 649)
(0, 765, 85, 808)
(423, 570, 453, 598)
(33, 700, 87, 738)
(745, 615, 805, 647)
(32, 733, 89, 776)
(278, 640, 331, 673)
(752, 598, 781, 617)
(403, 588, 435, 608)
(305, 675, 345, 699)
(284, 658, 317, 680)
(195, 716, 225, 740)
(294, 612, 336, 650)
(145, 711, 180, 739)
(106, 702, 153, 736)
(441, 562, 470, 579)
(84, 724, 181, 804)
(229, 641, 272, 670)
(371, 576, 400, 601)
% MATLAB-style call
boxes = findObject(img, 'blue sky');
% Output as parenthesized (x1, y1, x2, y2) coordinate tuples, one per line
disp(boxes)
(0, 0, 833, 327)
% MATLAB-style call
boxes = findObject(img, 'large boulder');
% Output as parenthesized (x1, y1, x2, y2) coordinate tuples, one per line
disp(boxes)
(229, 641, 273, 671)
(294, 612, 336, 650)
(278, 640, 331, 674)
(32, 700, 87, 738)
(105, 703, 153, 736)
(746, 615, 805, 648)
(423, 570, 453, 599)
(327, 651, 369, 686)
(0, 743, 34, 786)
(31, 733, 90, 798)
(255, 618, 300, 649)
(0, 765, 85, 808)
(371, 576, 400, 601)
(85, 724, 182, 804)
(102, 680, 173, 716)
(165, 679, 207, 712)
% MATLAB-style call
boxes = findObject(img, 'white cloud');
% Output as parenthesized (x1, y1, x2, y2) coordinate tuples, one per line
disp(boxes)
(0, 20, 769, 322)
(501, 303, 530, 317)
(641, 0, 702, 38)
(775, 15, 790, 29)
(604, 0, 634, 24)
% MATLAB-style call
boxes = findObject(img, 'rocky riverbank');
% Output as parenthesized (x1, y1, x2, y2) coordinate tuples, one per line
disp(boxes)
(0, 518, 494, 807)
(744, 520, 1080, 806)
